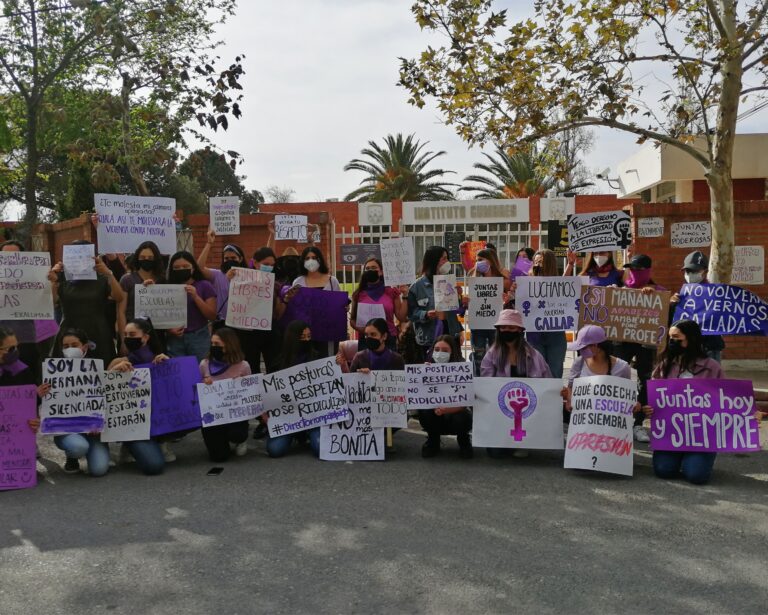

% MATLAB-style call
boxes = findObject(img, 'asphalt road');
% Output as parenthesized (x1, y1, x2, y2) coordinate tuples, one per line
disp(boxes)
(1, 423, 767, 615)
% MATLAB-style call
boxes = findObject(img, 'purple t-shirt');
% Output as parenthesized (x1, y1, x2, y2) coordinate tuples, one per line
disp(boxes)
(209, 269, 230, 320)
(186, 279, 217, 332)
(588, 268, 624, 287)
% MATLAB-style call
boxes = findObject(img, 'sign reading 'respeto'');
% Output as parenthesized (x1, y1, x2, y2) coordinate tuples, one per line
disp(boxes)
(95, 193, 176, 254)
(567, 210, 633, 252)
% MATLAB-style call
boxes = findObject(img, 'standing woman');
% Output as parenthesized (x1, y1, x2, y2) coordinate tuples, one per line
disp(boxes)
(199, 327, 252, 462)
(348, 318, 405, 372)
(197, 229, 247, 323)
(525, 249, 567, 379)
(164, 251, 217, 362)
(407, 246, 463, 363)
(119, 241, 166, 322)
(565, 250, 624, 287)
(350, 258, 407, 350)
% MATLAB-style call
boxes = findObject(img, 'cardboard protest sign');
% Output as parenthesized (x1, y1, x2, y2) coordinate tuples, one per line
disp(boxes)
(0, 251, 54, 320)
(95, 193, 176, 254)
(579, 285, 671, 347)
(135, 284, 187, 329)
(319, 373, 384, 461)
(225, 268, 275, 330)
(672, 283, 768, 336)
(101, 368, 152, 442)
(732, 246, 764, 286)
(274, 215, 308, 241)
(197, 374, 263, 428)
(356, 302, 386, 327)
(637, 217, 664, 238)
(516, 276, 586, 332)
(40, 358, 105, 435)
(405, 362, 473, 410)
(670, 221, 711, 248)
(370, 369, 408, 428)
(209, 196, 240, 235)
(564, 376, 636, 476)
(139, 357, 202, 437)
(62, 244, 96, 281)
(510, 256, 532, 280)
(433, 274, 459, 312)
(468, 277, 504, 329)
(0, 385, 38, 491)
(281, 287, 349, 341)
(472, 377, 564, 449)
(340, 243, 381, 265)
(380, 237, 416, 287)
(648, 379, 761, 453)
(260, 357, 350, 437)
(567, 210, 632, 252)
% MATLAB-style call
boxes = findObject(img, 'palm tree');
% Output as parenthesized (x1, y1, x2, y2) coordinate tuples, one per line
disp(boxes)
(343, 133, 457, 202)
(462, 146, 558, 199)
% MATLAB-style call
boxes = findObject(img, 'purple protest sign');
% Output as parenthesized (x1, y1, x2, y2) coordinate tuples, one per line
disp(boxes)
(137, 356, 203, 437)
(0, 385, 38, 491)
(510, 256, 533, 280)
(280, 287, 349, 341)
(35, 320, 59, 342)
(673, 283, 768, 336)
(648, 379, 761, 453)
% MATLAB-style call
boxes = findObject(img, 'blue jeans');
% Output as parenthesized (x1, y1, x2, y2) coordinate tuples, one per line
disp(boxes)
(54, 434, 110, 477)
(471, 329, 495, 376)
(166, 325, 211, 362)
(126, 440, 165, 475)
(653, 451, 717, 485)
(527, 331, 567, 379)
(266, 428, 320, 458)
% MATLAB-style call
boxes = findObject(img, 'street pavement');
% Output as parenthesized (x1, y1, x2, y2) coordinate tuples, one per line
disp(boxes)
(1, 423, 767, 615)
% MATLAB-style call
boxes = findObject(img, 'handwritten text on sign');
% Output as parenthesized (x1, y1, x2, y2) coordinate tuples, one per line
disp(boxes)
(0, 251, 54, 320)
(139, 357, 202, 437)
(95, 193, 176, 254)
(433, 274, 459, 312)
(637, 217, 664, 238)
(516, 276, 587, 332)
(670, 221, 711, 248)
(564, 376, 636, 476)
(261, 357, 350, 437)
(567, 210, 633, 252)
(648, 379, 760, 453)
(0, 385, 38, 491)
(672, 283, 768, 336)
(135, 285, 187, 329)
(226, 268, 274, 330)
(274, 215, 308, 241)
(62, 244, 96, 281)
(579, 286, 671, 347)
(40, 358, 105, 435)
(732, 246, 764, 286)
(371, 370, 408, 428)
(405, 362, 473, 410)
(209, 196, 240, 235)
(197, 374, 263, 427)
(380, 237, 416, 287)
(468, 277, 504, 329)
(101, 368, 152, 442)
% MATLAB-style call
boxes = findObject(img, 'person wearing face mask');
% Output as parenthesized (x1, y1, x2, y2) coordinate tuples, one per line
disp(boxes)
(263, 321, 322, 458)
(480, 310, 551, 459)
(565, 250, 624, 287)
(119, 241, 167, 322)
(196, 229, 247, 323)
(669, 251, 725, 363)
(407, 246, 463, 363)
(643, 320, 734, 485)
(348, 318, 405, 372)
(350, 258, 407, 350)
(418, 335, 473, 459)
(0, 326, 43, 438)
(164, 251, 218, 362)
(198, 328, 252, 462)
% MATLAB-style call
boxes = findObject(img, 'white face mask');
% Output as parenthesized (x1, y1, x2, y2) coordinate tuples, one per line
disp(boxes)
(438, 262, 452, 275)
(304, 258, 320, 273)
(432, 350, 451, 363)
(684, 271, 704, 284)
(594, 255, 609, 267)
(62, 347, 84, 359)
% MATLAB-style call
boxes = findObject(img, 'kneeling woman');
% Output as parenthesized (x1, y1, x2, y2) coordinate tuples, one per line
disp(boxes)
(348, 318, 405, 373)
(418, 335, 473, 459)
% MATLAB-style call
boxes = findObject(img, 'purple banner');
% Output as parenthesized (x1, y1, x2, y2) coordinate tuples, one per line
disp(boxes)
(137, 356, 203, 437)
(673, 283, 768, 336)
(35, 320, 59, 342)
(510, 256, 533, 280)
(281, 287, 349, 341)
(648, 379, 761, 453)
(0, 385, 38, 491)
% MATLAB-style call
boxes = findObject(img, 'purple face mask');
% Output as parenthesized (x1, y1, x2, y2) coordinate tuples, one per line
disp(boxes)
(627, 268, 652, 288)
(476, 260, 490, 274)
(579, 346, 594, 359)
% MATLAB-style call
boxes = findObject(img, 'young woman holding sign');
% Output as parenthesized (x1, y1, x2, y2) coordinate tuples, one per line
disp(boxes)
(347, 318, 405, 372)
(0, 326, 42, 438)
(350, 258, 407, 350)
(196, 229, 248, 322)
(418, 335, 473, 459)
(565, 250, 624, 287)
(119, 241, 167, 322)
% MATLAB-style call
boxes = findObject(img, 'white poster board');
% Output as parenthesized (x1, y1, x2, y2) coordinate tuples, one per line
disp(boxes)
(380, 237, 416, 287)
(564, 375, 636, 476)
(468, 277, 504, 329)
(209, 196, 241, 235)
(433, 274, 459, 312)
(567, 210, 633, 252)
(274, 215, 308, 241)
(197, 374, 263, 427)
(95, 193, 176, 254)
(135, 284, 187, 329)
(101, 368, 152, 442)
(39, 358, 105, 435)
(355, 302, 386, 327)
(670, 221, 711, 248)
(371, 369, 408, 428)
(637, 217, 664, 238)
(62, 244, 96, 281)
(0, 252, 54, 320)
(732, 246, 764, 285)
(405, 362, 473, 410)
(225, 268, 275, 330)
(472, 377, 564, 449)
(515, 276, 587, 332)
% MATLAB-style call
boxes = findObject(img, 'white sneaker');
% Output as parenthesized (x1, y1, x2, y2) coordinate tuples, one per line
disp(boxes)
(160, 442, 177, 462)
(512, 449, 529, 458)
(633, 425, 650, 442)
(234, 442, 248, 457)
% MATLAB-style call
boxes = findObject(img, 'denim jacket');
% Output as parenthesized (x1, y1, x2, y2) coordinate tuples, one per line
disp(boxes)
(407, 275, 462, 347)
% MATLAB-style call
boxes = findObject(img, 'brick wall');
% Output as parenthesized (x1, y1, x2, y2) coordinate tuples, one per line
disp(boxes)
(631, 200, 768, 362)
(692, 178, 765, 202)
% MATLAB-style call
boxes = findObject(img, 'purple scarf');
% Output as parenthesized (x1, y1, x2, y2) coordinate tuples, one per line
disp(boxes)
(364, 281, 386, 302)
(368, 348, 394, 370)
(128, 344, 155, 366)
(0, 359, 28, 378)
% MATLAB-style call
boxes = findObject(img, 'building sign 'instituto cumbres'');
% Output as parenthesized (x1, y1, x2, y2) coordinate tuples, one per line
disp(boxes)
(402, 199, 530, 225)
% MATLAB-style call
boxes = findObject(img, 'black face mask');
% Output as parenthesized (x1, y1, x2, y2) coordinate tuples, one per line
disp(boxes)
(221, 261, 238, 274)
(499, 331, 523, 345)
(299, 340, 313, 353)
(124, 337, 144, 352)
(362, 270, 380, 285)
(137, 259, 156, 272)
(667, 339, 684, 355)
(532, 265, 542, 276)
(169, 269, 192, 284)
(363, 336, 383, 351)
(209, 346, 225, 361)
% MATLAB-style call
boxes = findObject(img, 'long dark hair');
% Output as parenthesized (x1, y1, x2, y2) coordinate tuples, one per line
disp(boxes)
(167, 251, 205, 282)
(0, 240, 24, 251)
(421, 245, 447, 278)
(253, 246, 276, 264)
(530, 249, 558, 277)
(433, 334, 462, 362)
(658, 319, 707, 377)
(299, 246, 329, 275)
(127, 318, 164, 355)
(280, 320, 316, 369)
(490, 330, 530, 376)
(222, 243, 246, 264)
(0, 326, 16, 346)
(474, 249, 503, 277)
(209, 327, 245, 365)
(579, 252, 616, 276)
(131, 241, 166, 280)
(351, 258, 384, 320)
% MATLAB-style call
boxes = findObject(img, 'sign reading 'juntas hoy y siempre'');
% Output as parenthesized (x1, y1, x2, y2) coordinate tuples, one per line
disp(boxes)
(402, 199, 531, 225)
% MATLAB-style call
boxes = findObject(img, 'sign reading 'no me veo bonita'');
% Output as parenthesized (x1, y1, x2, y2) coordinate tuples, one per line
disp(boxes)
(567, 210, 633, 252)
(95, 193, 177, 254)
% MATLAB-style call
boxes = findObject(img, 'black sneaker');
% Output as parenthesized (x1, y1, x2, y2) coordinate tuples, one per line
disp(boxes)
(457, 434, 473, 459)
(421, 437, 441, 458)
(252, 423, 268, 440)
(63, 458, 80, 474)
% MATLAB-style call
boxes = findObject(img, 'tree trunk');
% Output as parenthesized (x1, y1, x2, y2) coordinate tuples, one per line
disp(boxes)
(19, 100, 40, 242)
(120, 76, 149, 197)
(707, 171, 734, 283)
